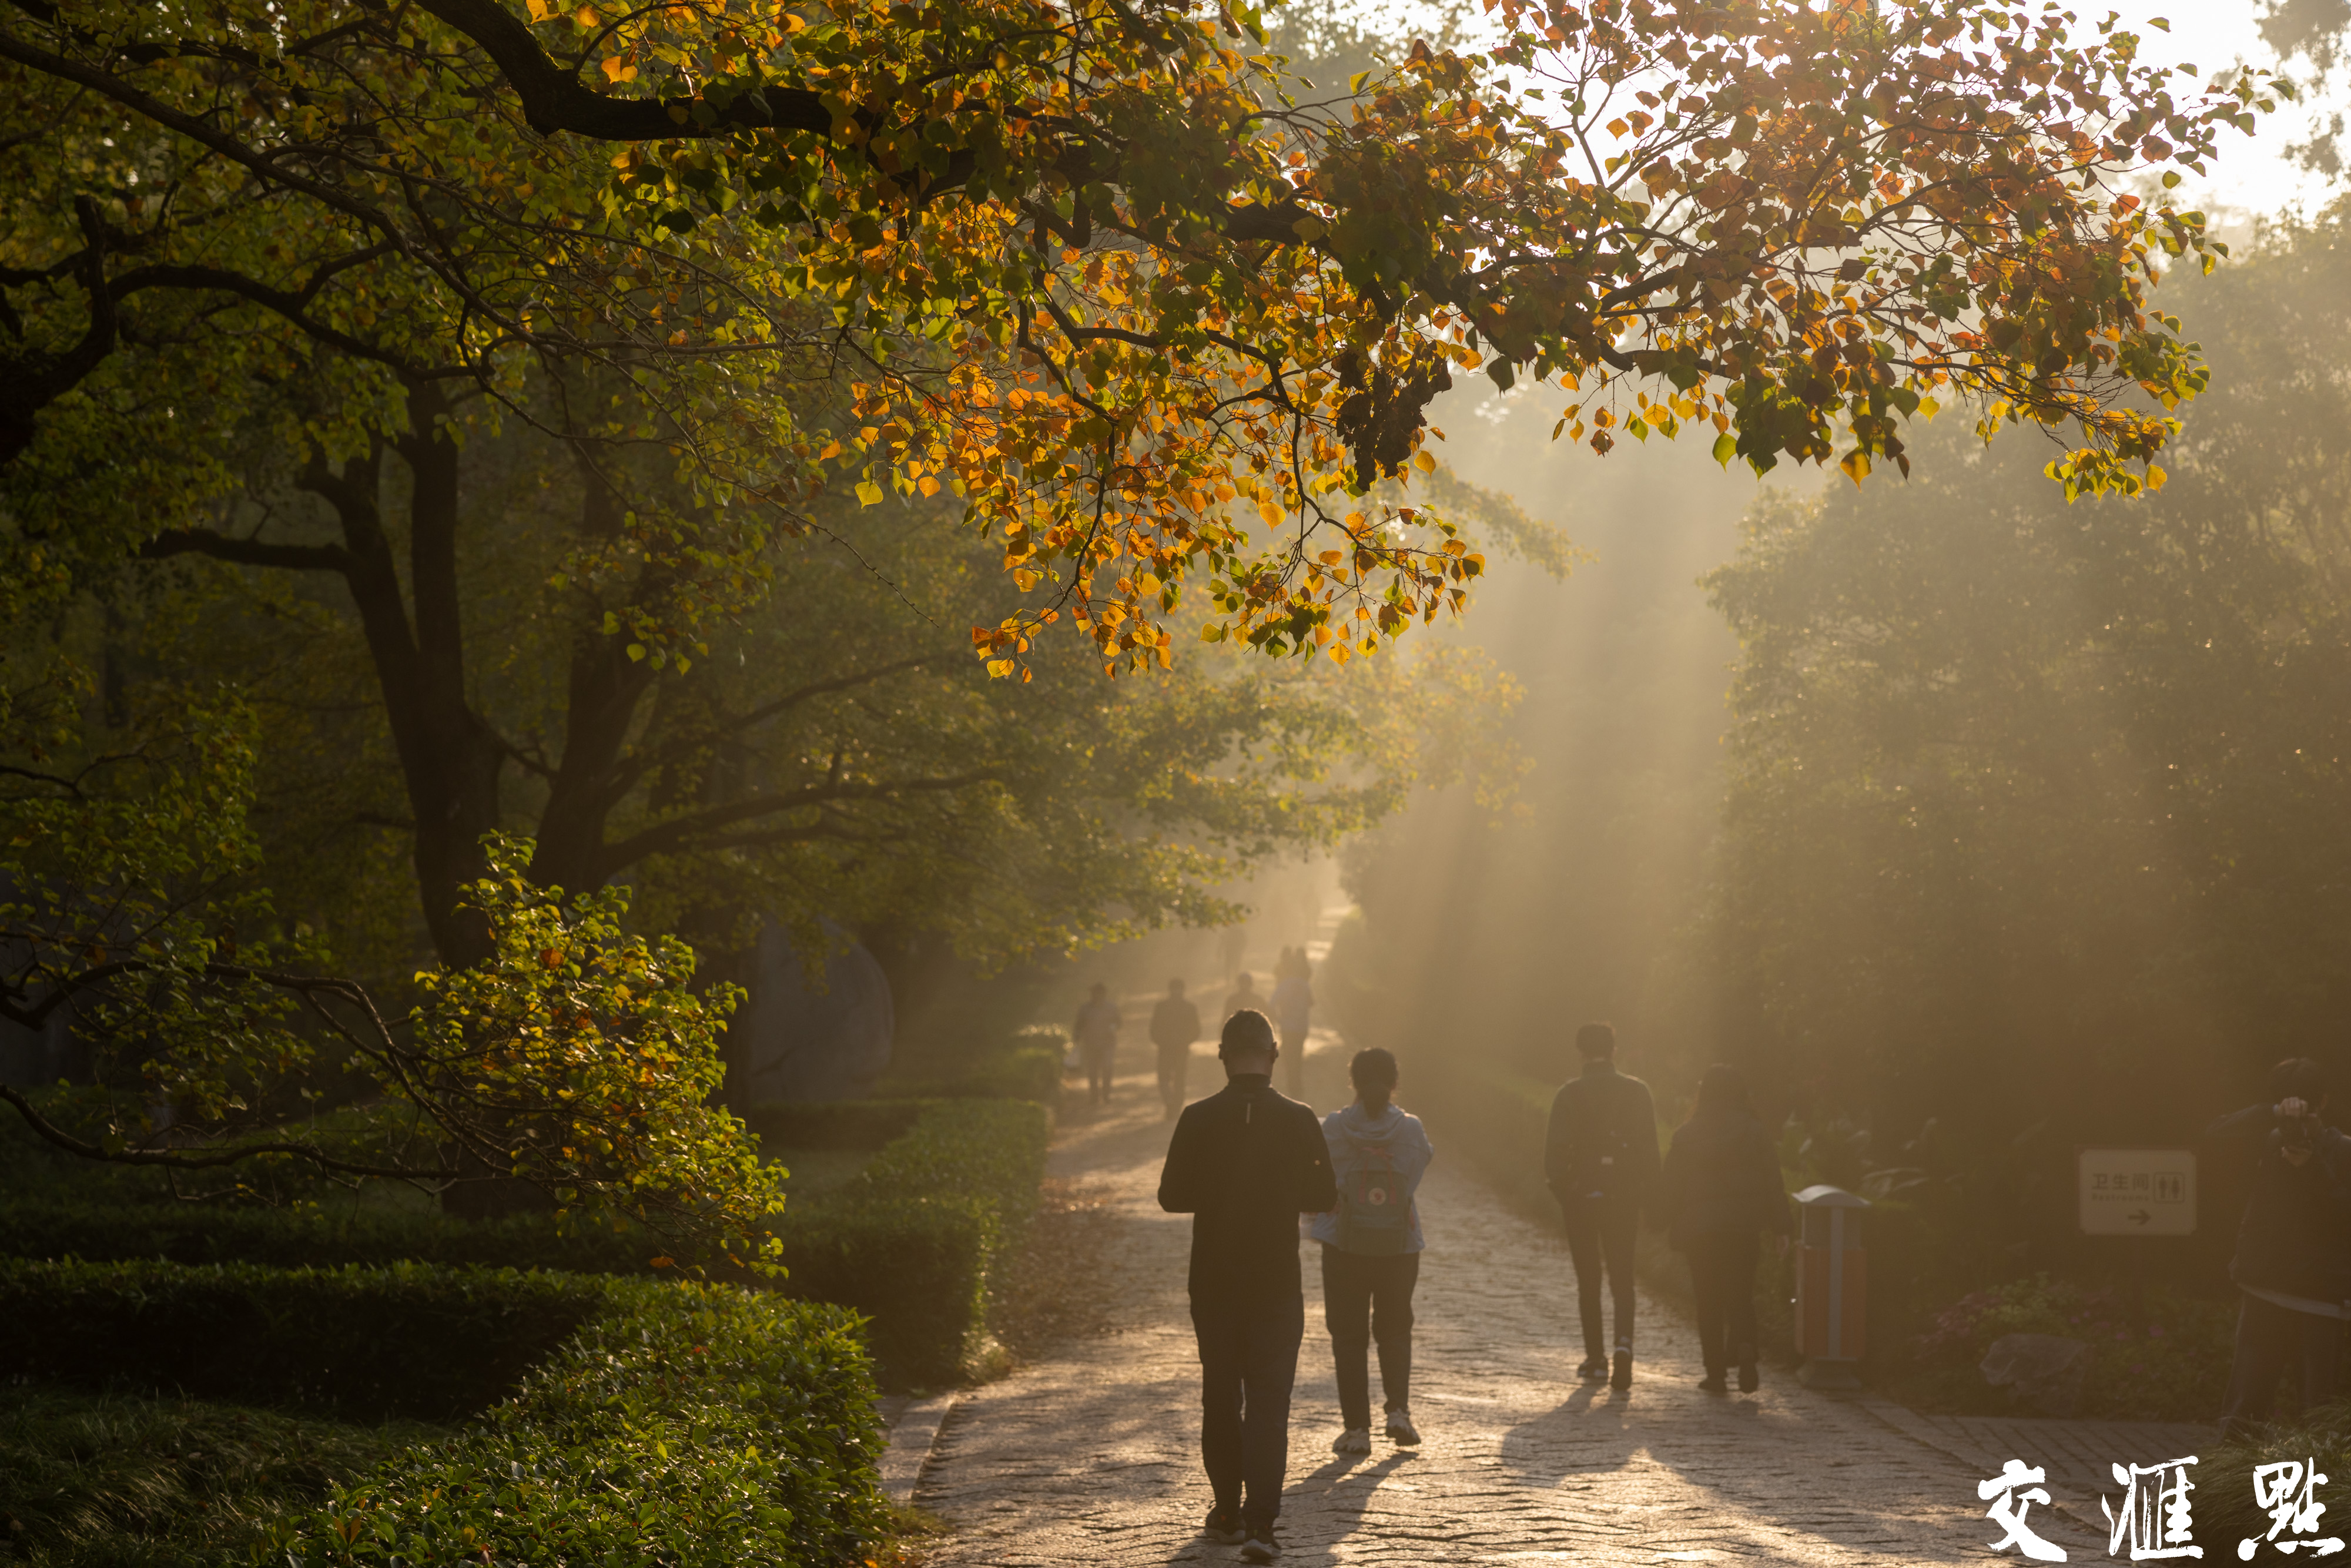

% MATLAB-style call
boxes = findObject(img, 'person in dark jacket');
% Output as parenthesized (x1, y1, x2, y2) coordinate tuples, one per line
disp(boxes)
(1151, 978, 1204, 1120)
(1543, 1021, 1661, 1391)
(1158, 1008, 1337, 1564)
(2205, 1057, 2351, 1438)
(1659, 1063, 1791, 1393)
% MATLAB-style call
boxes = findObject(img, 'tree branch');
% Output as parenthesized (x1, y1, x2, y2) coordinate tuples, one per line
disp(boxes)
(0, 1082, 457, 1179)
(411, 0, 831, 138)
(596, 769, 992, 877)
(141, 528, 356, 573)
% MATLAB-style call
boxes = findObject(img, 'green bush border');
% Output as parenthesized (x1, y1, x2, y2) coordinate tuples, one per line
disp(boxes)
(769, 1097, 1051, 1389)
(0, 1258, 887, 1567)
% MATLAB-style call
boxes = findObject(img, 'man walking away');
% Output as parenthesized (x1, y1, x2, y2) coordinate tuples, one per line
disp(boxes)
(1543, 1021, 1660, 1391)
(1659, 1064, 1791, 1393)
(1270, 952, 1314, 1101)
(1152, 978, 1203, 1120)
(1073, 983, 1122, 1107)
(2205, 1058, 2351, 1438)
(1158, 1009, 1337, 1564)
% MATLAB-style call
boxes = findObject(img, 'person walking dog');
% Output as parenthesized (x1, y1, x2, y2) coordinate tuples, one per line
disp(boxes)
(1158, 1009, 1336, 1563)
(1543, 1021, 1659, 1391)
(1312, 1047, 1434, 1455)
(1658, 1063, 1791, 1393)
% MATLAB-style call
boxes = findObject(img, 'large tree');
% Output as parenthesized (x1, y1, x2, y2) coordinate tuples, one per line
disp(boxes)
(4, 0, 2265, 626)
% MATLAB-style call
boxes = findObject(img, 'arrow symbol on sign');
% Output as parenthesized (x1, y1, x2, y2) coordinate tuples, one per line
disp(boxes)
(2129, 1209, 2151, 1225)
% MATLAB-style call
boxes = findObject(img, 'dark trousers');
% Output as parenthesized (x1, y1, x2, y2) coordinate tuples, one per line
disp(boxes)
(1685, 1231, 1760, 1374)
(2222, 1292, 2343, 1434)
(1563, 1203, 1639, 1359)
(1156, 1045, 1190, 1116)
(1192, 1292, 1305, 1527)
(1321, 1245, 1419, 1430)
(1082, 1046, 1114, 1103)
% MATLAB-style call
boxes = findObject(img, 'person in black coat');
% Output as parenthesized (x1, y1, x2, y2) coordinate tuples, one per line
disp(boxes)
(1543, 1021, 1661, 1390)
(1658, 1063, 1791, 1393)
(2205, 1057, 2351, 1438)
(1158, 1008, 1337, 1564)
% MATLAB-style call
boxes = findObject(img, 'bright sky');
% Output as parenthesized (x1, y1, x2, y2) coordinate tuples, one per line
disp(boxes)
(2084, 0, 2338, 221)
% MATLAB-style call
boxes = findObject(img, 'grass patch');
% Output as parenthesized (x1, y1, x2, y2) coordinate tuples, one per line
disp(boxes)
(0, 1386, 438, 1568)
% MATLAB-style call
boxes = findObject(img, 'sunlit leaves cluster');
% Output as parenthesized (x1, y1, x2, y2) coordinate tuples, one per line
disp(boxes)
(4, 0, 2270, 682)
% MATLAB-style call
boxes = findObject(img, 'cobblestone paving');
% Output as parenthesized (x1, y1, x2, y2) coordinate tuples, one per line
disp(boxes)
(917, 1043, 2215, 1565)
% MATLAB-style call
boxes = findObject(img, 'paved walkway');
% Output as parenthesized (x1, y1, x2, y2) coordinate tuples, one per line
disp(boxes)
(913, 1041, 2214, 1564)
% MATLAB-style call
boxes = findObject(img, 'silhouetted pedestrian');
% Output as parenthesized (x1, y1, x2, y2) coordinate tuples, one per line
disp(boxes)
(1271, 950, 1313, 1101)
(1151, 978, 1203, 1120)
(1543, 1021, 1659, 1391)
(1312, 1047, 1433, 1455)
(1658, 1063, 1790, 1393)
(2206, 1057, 2351, 1438)
(1224, 971, 1263, 1026)
(1157, 1009, 1336, 1564)
(1073, 983, 1121, 1106)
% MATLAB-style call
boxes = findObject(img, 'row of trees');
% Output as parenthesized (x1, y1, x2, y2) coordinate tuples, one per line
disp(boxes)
(1692, 206, 2351, 1161)
(0, 0, 2272, 1245)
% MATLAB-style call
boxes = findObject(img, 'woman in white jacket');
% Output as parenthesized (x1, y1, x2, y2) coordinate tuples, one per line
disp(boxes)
(1312, 1047, 1434, 1453)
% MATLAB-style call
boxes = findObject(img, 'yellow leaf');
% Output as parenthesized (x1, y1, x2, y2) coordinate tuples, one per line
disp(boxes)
(1412, 450, 1436, 473)
(856, 480, 885, 506)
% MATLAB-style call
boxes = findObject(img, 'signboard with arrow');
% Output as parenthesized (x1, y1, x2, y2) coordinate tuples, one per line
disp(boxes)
(2078, 1148, 2196, 1236)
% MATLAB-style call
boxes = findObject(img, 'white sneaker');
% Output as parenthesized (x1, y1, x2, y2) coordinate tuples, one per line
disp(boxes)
(1331, 1426, 1372, 1456)
(1385, 1407, 1421, 1446)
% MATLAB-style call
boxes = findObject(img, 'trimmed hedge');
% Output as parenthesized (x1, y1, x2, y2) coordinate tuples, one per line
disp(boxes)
(871, 1041, 1063, 1105)
(270, 1278, 884, 1568)
(0, 1097, 1053, 1397)
(0, 1201, 659, 1277)
(0, 1258, 886, 1567)
(772, 1098, 1051, 1389)
(741, 1100, 923, 1152)
(0, 1258, 609, 1422)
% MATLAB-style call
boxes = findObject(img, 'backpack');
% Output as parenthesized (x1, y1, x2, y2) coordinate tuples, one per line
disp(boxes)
(1338, 1137, 1410, 1255)
(1568, 1077, 1652, 1202)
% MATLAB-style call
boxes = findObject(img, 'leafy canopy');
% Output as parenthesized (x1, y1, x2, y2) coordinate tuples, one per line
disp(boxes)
(0, 0, 2275, 674)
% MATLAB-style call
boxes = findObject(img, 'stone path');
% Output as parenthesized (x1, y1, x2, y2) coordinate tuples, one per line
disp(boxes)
(912, 1041, 2216, 1564)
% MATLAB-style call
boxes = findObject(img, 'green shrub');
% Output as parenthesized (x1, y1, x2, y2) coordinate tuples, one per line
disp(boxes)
(0, 1386, 437, 1568)
(0, 1259, 611, 1423)
(265, 1279, 884, 1568)
(771, 1098, 1050, 1389)
(0, 1257, 887, 1568)
(873, 1042, 1063, 1105)
(0, 1201, 659, 1276)
(872, 1024, 1066, 1105)
(740, 1101, 924, 1152)
(1890, 1272, 2233, 1421)
(776, 1198, 992, 1389)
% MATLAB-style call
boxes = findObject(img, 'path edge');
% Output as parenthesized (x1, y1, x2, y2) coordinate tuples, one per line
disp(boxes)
(880, 1392, 960, 1505)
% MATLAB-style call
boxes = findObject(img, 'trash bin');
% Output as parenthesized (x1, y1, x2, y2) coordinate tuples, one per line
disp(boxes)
(1793, 1184, 1869, 1389)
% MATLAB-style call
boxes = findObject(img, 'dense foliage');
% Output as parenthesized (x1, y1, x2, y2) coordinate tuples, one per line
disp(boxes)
(1697, 207, 2351, 1157)
(272, 1278, 884, 1568)
(771, 1097, 1051, 1386)
(0, 0, 2268, 736)
(0, 1258, 610, 1422)
(0, 1257, 887, 1567)
(0, 1386, 438, 1568)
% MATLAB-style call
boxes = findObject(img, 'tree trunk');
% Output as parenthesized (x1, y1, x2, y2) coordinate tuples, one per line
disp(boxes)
(299, 385, 506, 969)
